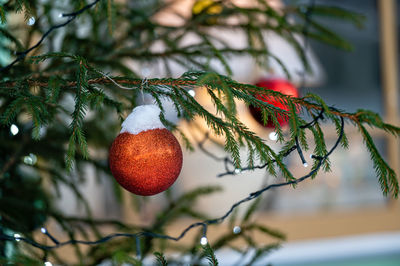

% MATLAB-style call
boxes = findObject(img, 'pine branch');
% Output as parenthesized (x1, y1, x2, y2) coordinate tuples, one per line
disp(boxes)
(358, 123, 399, 197)
(0, 0, 102, 73)
(65, 60, 90, 169)
(202, 244, 219, 266)
(1, 68, 398, 196)
(154, 252, 168, 266)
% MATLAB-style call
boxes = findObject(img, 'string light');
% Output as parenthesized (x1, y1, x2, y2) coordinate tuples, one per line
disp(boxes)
(200, 236, 208, 246)
(233, 226, 241, 234)
(44, 262, 53, 266)
(268, 132, 278, 141)
(135, 236, 141, 260)
(39, 126, 47, 138)
(188, 90, 196, 97)
(10, 124, 19, 135)
(295, 136, 308, 167)
(13, 233, 21, 241)
(234, 168, 241, 174)
(23, 153, 37, 165)
(27, 17, 36, 26)
(41, 227, 47, 234)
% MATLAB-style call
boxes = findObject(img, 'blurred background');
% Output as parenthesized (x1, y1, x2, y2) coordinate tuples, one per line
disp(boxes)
(159, 0, 400, 264)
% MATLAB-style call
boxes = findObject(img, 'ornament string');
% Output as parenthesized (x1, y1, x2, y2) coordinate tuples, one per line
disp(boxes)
(0, 112, 343, 252)
(0, 0, 102, 73)
(92, 68, 134, 90)
(141, 77, 148, 103)
(89, 68, 149, 103)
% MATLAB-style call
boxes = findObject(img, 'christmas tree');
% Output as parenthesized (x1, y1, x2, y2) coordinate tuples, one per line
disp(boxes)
(0, 0, 398, 265)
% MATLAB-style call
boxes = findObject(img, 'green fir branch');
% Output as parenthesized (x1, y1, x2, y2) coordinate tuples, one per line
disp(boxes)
(202, 244, 219, 266)
(358, 123, 399, 198)
(154, 252, 168, 266)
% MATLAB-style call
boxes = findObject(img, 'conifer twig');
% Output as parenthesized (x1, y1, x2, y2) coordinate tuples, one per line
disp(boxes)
(0, 76, 376, 122)
(0, 0, 101, 73)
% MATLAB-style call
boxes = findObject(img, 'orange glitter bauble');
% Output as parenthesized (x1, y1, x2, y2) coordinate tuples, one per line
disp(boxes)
(109, 129, 183, 196)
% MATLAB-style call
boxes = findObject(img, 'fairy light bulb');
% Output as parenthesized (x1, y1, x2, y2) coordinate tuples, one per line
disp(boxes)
(303, 162, 308, 168)
(188, 90, 196, 97)
(27, 17, 36, 26)
(10, 124, 19, 135)
(233, 226, 241, 234)
(268, 132, 278, 141)
(234, 168, 241, 174)
(44, 262, 53, 266)
(200, 236, 208, 246)
(14, 233, 21, 241)
(41, 227, 47, 234)
(39, 126, 47, 138)
(23, 153, 37, 165)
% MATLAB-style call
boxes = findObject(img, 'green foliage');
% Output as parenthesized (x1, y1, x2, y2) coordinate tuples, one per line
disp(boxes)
(0, 252, 43, 266)
(0, 0, 398, 265)
(309, 121, 330, 173)
(245, 243, 281, 266)
(303, 5, 365, 28)
(154, 252, 168, 266)
(0, 6, 6, 24)
(358, 124, 399, 197)
(202, 244, 219, 266)
(112, 251, 142, 265)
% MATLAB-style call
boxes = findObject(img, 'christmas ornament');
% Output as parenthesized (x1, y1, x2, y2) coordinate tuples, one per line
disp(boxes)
(109, 105, 183, 196)
(249, 78, 299, 128)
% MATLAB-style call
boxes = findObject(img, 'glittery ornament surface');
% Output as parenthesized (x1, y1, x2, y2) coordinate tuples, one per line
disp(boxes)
(109, 129, 183, 196)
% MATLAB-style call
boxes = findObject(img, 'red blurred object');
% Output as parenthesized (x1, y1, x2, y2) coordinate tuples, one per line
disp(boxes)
(249, 78, 299, 128)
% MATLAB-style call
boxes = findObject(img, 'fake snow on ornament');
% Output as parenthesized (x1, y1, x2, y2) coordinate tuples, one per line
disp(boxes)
(120, 105, 165, 135)
(109, 105, 183, 196)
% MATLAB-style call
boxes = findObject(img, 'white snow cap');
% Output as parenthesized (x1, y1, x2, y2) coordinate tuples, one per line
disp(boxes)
(120, 105, 165, 135)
